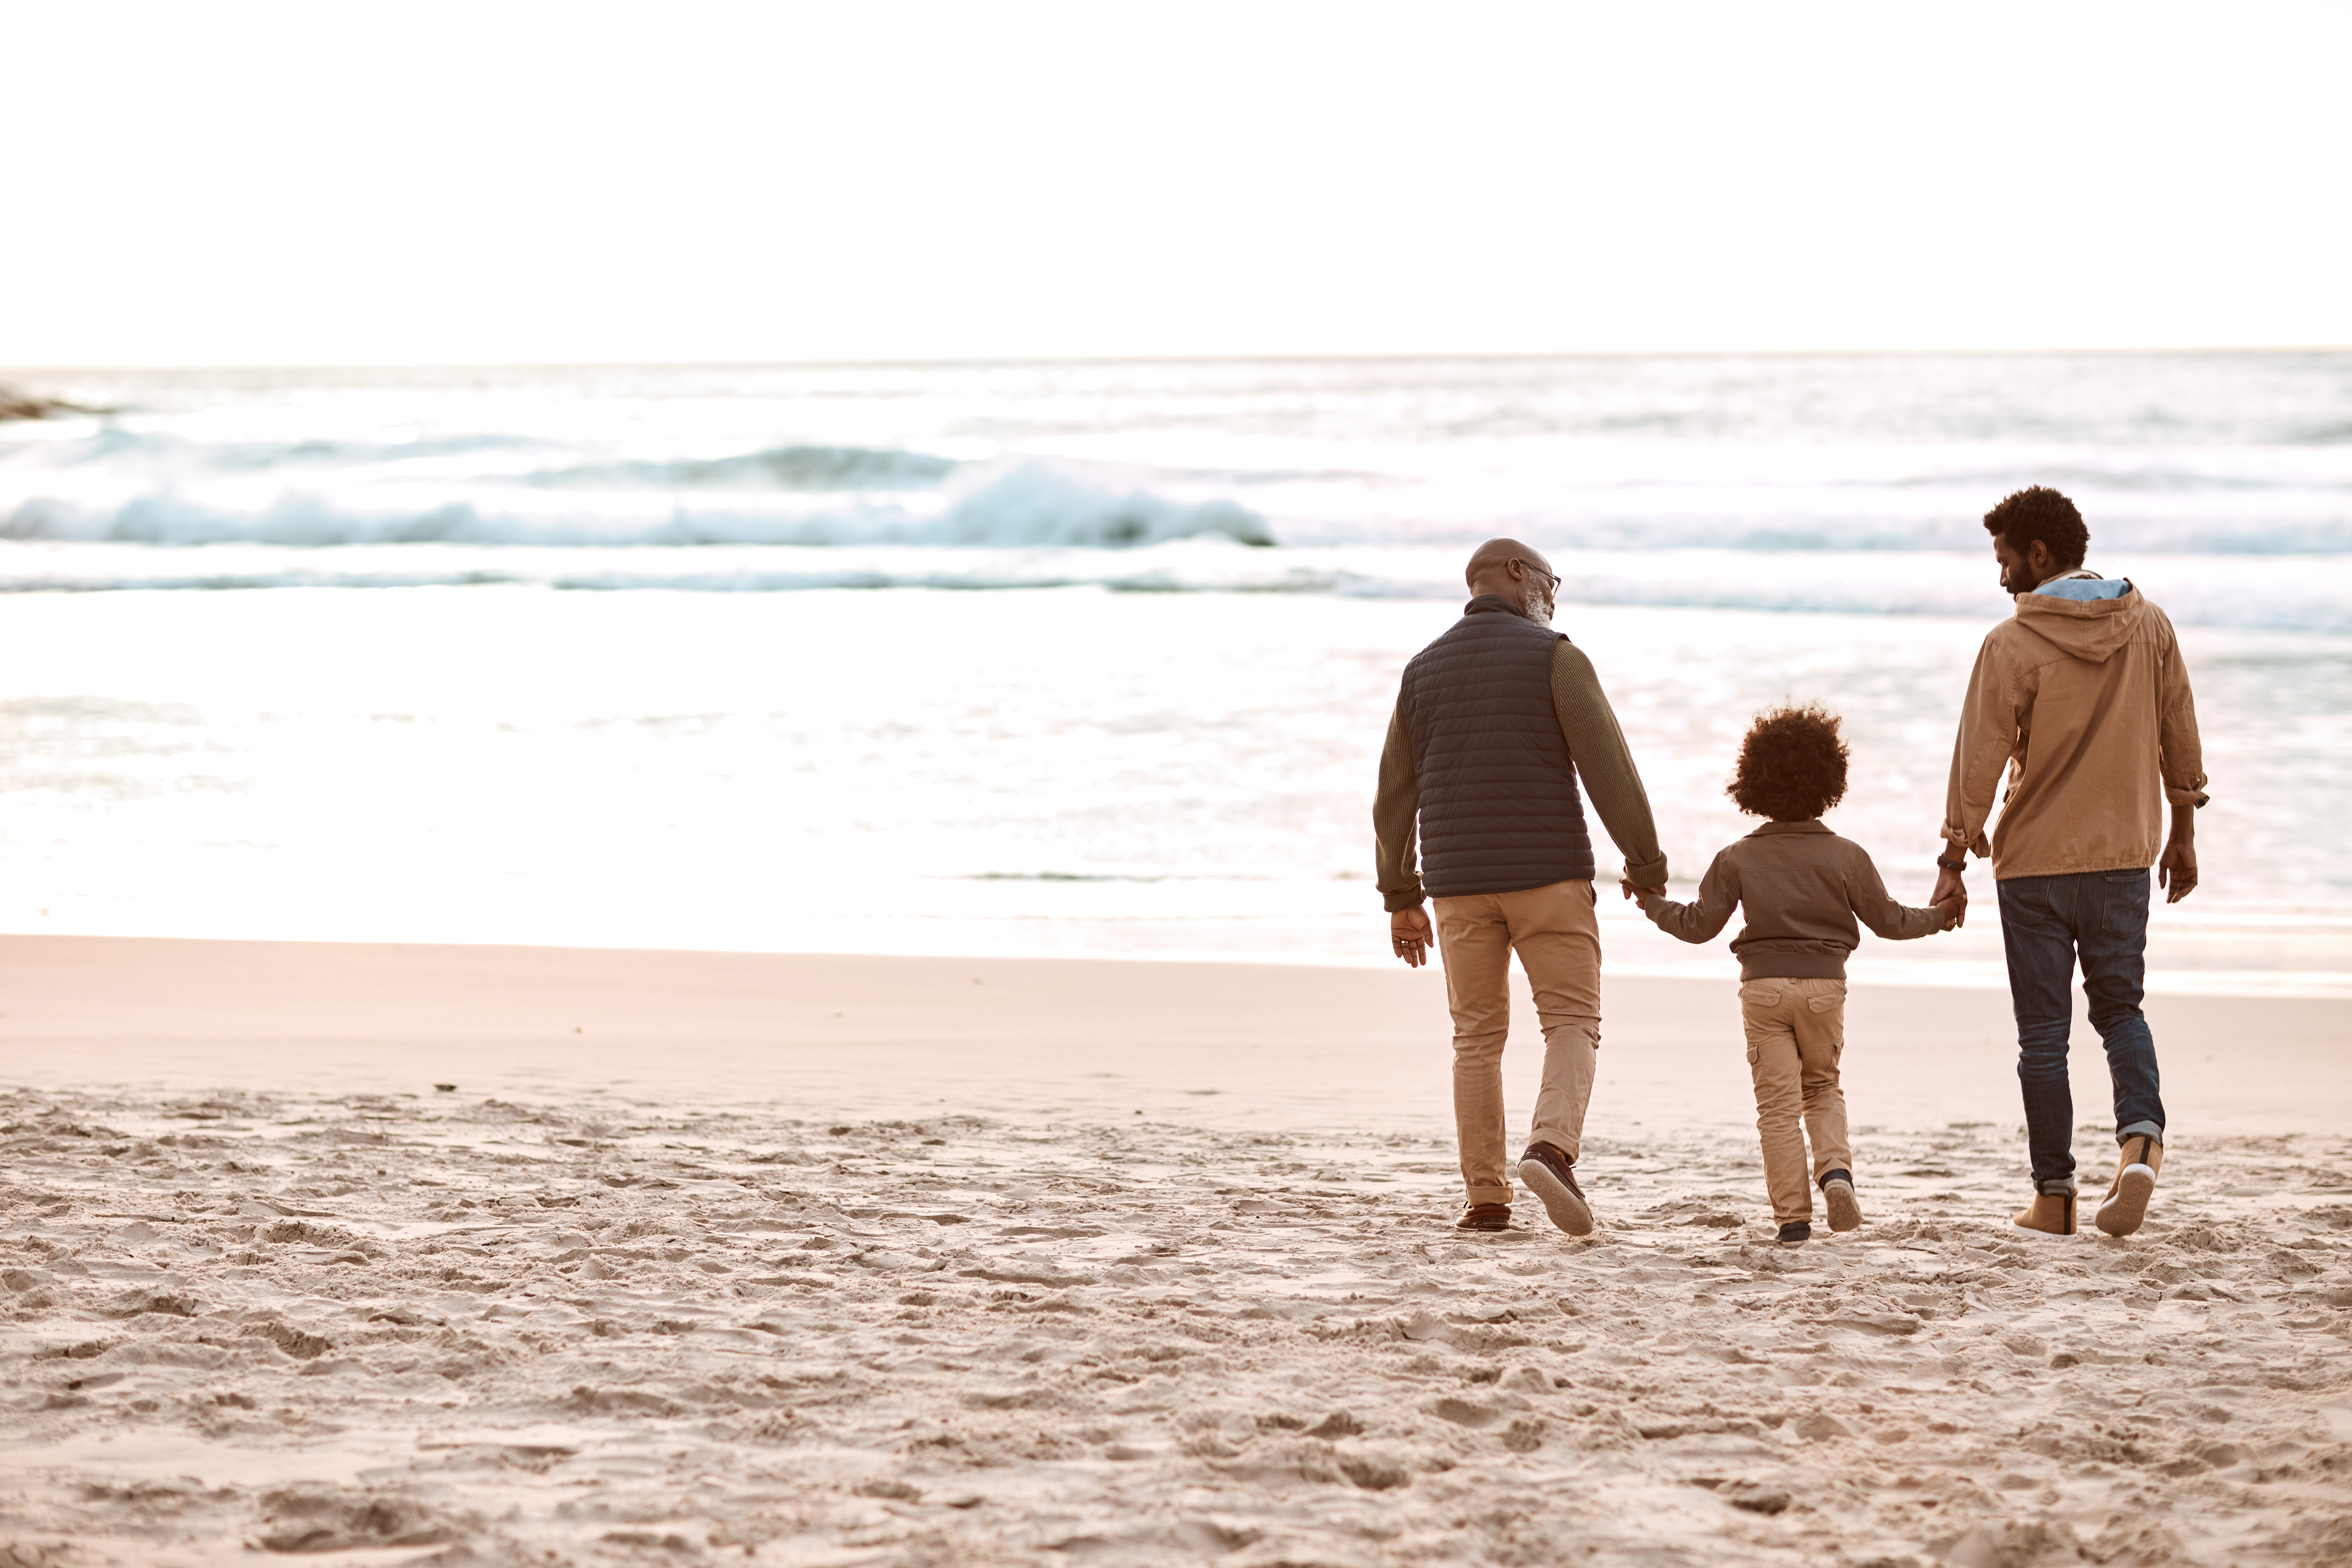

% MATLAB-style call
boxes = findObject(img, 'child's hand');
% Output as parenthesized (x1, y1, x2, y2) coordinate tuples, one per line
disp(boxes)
(1933, 897, 1964, 931)
(1620, 879, 1664, 903)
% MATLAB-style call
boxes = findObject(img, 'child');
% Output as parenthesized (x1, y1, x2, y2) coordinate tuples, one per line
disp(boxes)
(1625, 704, 1958, 1245)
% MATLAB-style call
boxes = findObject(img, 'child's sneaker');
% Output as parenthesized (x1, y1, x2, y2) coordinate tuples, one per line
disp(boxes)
(1819, 1169, 1863, 1232)
(1776, 1221, 1811, 1247)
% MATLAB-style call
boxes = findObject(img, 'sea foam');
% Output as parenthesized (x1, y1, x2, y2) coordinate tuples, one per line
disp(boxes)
(4, 354, 2348, 623)
(0, 460, 1276, 550)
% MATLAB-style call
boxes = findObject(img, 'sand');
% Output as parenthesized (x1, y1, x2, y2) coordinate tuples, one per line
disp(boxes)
(3, 936, 2350, 1567)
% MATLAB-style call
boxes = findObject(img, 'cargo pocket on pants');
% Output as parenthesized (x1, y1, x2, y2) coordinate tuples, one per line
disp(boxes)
(1804, 986, 1844, 1059)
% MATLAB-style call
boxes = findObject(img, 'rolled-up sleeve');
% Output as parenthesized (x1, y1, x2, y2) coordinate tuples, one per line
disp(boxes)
(2157, 619, 2210, 810)
(1942, 637, 2016, 859)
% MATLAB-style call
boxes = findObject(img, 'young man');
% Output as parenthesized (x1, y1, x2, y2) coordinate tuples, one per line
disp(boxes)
(1374, 538, 1668, 1235)
(1931, 487, 2207, 1237)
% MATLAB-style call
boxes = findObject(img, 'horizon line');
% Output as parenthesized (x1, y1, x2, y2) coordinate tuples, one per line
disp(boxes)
(7, 343, 2352, 377)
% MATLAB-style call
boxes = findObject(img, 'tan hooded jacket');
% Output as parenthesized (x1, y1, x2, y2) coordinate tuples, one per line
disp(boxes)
(1942, 578, 2208, 880)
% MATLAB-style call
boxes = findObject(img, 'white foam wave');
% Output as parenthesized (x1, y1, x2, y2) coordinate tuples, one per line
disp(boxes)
(526, 443, 957, 491)
(11, 483, 2343, 556)
(28, 421, 2348, 503)
(0, 462, 1276, 550)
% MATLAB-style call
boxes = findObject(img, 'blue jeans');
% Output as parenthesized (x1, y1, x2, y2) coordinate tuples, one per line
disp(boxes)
(1997, 870, 2167, 1194)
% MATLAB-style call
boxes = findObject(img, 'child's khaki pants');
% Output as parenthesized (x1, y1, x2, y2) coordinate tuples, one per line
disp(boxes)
(1739, 976, 1852, 1224)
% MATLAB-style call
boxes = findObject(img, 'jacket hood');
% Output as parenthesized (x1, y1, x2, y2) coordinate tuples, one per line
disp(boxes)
(2012, 580, 2145, 664)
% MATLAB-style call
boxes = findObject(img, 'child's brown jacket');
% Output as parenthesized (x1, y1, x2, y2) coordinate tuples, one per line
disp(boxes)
(1636, 820, 1942, 980)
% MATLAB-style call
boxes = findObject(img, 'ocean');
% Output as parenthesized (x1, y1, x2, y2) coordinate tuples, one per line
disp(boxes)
(2, 355, 2347, 995)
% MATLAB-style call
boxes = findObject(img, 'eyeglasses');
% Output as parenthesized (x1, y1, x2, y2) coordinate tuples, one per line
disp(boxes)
(1516, 561, 1560, 588)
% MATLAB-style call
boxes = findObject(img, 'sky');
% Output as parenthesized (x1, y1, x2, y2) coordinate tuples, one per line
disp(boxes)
(6, 0, 2350, 366)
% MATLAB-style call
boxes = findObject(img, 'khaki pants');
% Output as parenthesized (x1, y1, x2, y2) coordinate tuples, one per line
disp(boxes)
(1432, 880, 1602, 1206)
(1739, 977, 1853, 1224)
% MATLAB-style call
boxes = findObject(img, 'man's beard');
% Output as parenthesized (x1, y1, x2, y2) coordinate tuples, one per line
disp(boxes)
(1524, 584, 1555, 624)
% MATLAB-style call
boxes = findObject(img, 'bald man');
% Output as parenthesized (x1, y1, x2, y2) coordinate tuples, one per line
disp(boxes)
(1375, 539, 1668, 1234)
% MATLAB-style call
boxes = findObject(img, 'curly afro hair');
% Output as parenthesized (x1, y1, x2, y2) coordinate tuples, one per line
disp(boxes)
(1983, 485, 2088, 570)
(1728, 704, 1850, 822)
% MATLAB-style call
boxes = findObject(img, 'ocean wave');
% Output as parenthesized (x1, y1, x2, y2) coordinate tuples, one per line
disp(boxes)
(7, 357, 2351, 564)
(7, 487, 2348, 556)
(20, 427, 548, 471)
(19, 421, 2347, 505)
(0, 463, 1275, 550)
(527, 444, 958, 491)
(9, 426, 960, 489)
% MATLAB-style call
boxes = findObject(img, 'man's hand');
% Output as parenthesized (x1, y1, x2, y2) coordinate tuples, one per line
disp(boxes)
(1390, 906, 1433, 968)
(2158, 822, 2198, 903)
(1619, 879, 1664, 903)
(1931, 858, 1968, 929)
(1932, 897, 1965, 932)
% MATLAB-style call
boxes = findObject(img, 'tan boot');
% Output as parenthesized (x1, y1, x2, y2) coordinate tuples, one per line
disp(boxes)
(2093, 1135, 2163, 1237)
(2012, 1191, 2077, 1236)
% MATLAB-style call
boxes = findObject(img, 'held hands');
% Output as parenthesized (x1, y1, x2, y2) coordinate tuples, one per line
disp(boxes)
(1390, 906, 1433, 968)
(1930, 859, 1969, 929)
(1619, 878, 1664, 903)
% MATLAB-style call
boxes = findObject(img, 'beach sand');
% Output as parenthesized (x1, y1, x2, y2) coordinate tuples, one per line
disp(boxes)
(3, 936, 2348, 1566)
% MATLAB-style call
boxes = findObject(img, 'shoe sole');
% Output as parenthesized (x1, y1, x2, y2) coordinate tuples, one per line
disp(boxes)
(1822, 1180, 1863, 1233)
(2095, 1163, 2157, 1237)
(2010, 1217, 2080, 1238)
(1516, 1158, 1594, 1236)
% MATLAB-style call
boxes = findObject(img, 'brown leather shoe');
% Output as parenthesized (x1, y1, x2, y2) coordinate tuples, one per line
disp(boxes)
(2012, 1190, 2077, 1236)
(2094, 1134, 2163, 1237)
(1515, 1141, 1594, 1236)
(1456, 1203, 1511, 1232)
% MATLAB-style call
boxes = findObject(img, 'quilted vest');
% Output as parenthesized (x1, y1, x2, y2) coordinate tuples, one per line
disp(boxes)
(1399, 598, 1594, 897)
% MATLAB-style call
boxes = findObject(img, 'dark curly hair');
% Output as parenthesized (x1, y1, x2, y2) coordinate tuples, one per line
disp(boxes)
(1983, 485, 2088, 570)
(1728, 704, 1850, 822)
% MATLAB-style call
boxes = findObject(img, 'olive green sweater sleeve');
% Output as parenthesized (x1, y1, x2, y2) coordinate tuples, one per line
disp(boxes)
(1372, 698, 1424, 911)
(1552, 642, 1668, 887)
